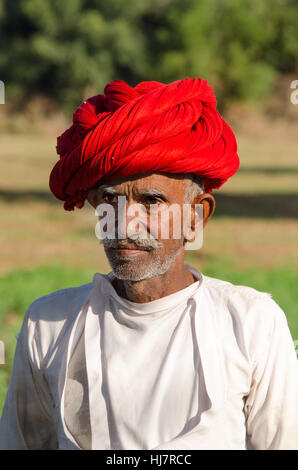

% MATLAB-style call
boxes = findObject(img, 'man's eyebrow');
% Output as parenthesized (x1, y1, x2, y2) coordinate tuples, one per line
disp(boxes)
(98, 185, 169, 201)
(138, 188, 168, 200)
(98, 185, 118, 194)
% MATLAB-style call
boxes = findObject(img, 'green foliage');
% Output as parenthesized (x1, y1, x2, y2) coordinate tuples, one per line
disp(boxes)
(0, 0, 298, 110)
(0, 265, 94, 322)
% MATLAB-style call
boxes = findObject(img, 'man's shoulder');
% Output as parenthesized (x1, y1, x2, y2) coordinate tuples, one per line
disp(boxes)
(201, 273, 290, 361)
(201, 273, 285, 326)
(26, 280, 93, 325)
(189, 264, 272, 306)
(203, 273, 273, 302)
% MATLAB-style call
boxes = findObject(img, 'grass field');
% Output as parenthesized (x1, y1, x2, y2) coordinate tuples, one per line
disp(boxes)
(0, 111, 298, 413)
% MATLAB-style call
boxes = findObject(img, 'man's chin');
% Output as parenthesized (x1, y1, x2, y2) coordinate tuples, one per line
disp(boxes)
(108, 258, 154, 281)
(108, 257, 177, 282)
(112, 271, 153, 282)
(105, 244, 183, 282)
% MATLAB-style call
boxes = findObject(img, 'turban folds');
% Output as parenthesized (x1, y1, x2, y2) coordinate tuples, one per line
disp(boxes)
(49, 78, 239, 210)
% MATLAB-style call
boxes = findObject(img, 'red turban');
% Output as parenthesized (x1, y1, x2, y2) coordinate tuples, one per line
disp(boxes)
(49, 78, 239, 210)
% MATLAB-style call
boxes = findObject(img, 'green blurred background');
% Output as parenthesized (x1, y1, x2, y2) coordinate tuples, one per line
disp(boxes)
(0, 0, 298, 412)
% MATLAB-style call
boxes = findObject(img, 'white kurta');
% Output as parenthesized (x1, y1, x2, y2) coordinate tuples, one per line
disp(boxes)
(0, 264, 298, 450)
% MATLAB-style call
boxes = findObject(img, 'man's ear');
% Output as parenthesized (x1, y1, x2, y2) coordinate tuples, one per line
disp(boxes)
(196, 193, 216, 227)
(189, 192, 215, 236)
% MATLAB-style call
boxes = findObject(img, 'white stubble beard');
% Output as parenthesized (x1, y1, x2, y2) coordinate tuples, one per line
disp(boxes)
(104, 244, 183, 281)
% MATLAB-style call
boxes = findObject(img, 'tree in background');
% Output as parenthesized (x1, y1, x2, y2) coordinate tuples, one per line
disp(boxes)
(0, 0, 153, 110)
(149, 0, 298, 106)
(0, 0, 298, 112)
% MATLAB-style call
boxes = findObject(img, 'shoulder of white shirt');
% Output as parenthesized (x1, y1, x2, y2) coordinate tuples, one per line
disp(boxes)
(202, 273, 288, 330)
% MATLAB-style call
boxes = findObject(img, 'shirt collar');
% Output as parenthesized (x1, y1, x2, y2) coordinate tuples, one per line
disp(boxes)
(92, 263, 204, 315)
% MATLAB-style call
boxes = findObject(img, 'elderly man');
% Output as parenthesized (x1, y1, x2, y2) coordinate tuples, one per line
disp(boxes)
(0, 78, 297, 450)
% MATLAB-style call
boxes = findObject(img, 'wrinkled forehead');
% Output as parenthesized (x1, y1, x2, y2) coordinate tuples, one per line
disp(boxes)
(99, 172, 187, 199)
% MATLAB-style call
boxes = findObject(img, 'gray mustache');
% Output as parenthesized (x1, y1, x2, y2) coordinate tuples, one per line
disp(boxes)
(102, 235, 163, 250)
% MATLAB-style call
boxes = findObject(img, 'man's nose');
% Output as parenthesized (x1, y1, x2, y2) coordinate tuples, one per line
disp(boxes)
(116, 199, 148, 239)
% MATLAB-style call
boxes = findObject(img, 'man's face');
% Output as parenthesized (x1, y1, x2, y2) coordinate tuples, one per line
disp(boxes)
(88, 173, 194, 281)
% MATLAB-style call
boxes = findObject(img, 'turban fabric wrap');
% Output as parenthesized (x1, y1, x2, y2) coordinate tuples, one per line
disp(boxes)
(49, 78, 239, 210)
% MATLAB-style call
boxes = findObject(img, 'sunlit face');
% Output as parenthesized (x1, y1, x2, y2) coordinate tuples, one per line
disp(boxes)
(88, 173, 192, 281)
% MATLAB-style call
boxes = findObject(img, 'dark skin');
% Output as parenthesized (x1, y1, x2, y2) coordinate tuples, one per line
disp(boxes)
(87, 172, 215, 303)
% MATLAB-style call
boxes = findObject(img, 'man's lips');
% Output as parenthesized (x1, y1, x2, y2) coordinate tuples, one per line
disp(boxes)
(108, 245, 150, 255)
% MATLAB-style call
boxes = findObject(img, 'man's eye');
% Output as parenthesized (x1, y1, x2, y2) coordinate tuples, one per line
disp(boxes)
(102, 193, 117, 203)
(144, 196, 159, 205)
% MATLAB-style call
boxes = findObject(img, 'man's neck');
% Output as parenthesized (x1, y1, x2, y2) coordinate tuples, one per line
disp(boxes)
(111, 258, 196, 303)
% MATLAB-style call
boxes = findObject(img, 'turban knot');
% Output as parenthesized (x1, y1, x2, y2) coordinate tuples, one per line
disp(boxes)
(49, 78, 239, 210)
